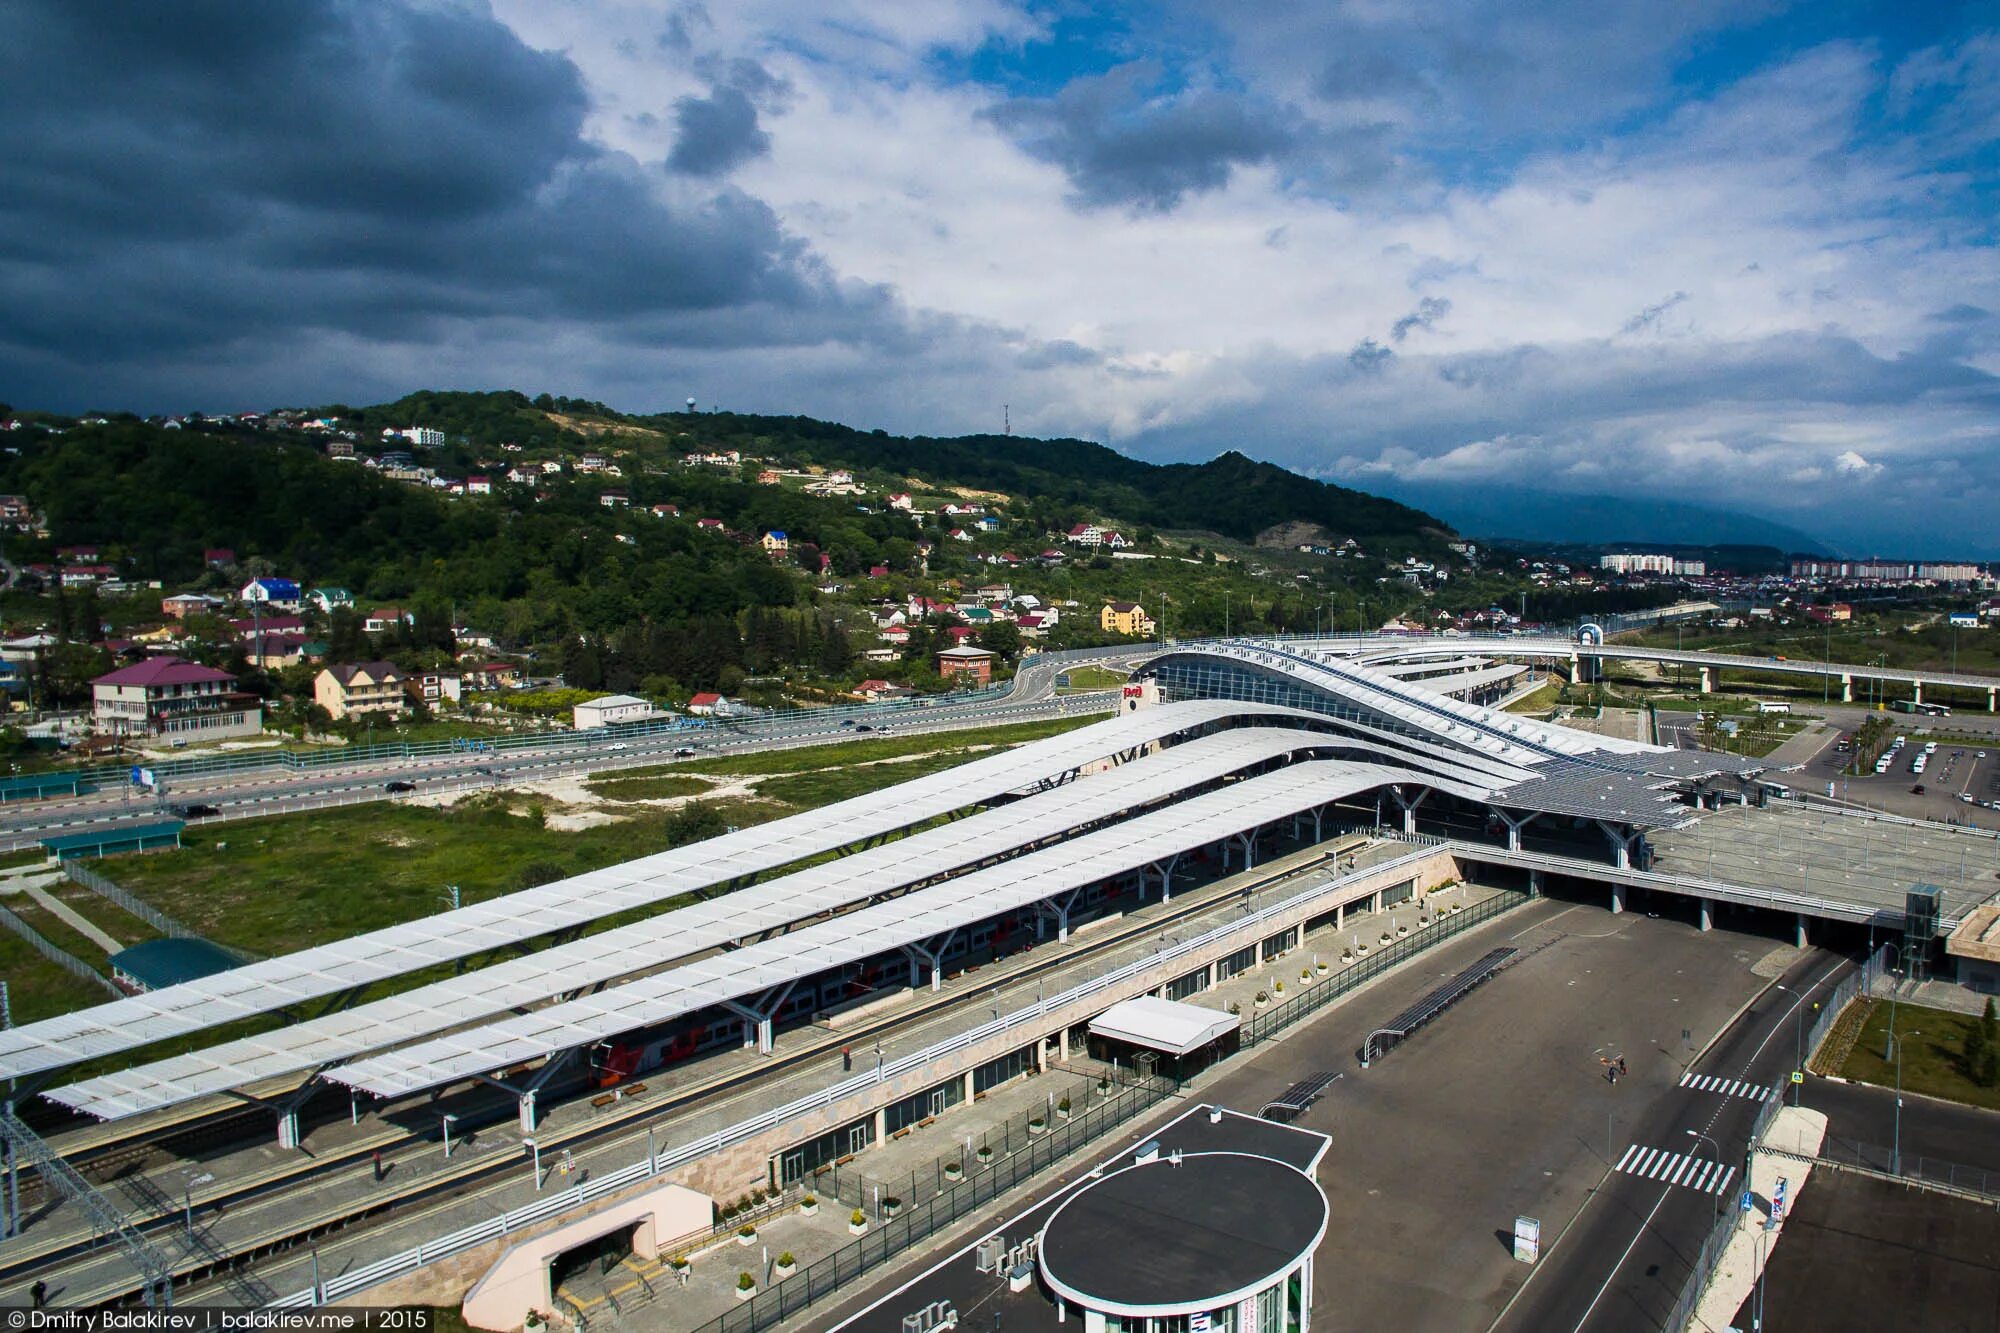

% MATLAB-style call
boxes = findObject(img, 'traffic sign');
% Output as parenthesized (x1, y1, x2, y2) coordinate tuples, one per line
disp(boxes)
(1741, 1190, 1754, 1213)
(1790, 1070, 1805, 1084)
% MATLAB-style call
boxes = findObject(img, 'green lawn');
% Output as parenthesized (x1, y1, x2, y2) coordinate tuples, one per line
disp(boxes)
(753, 750, 1004, 807)
(1504, 681, 1560, 714)
(584, 773, 712, 802)
(1834, 998, 2000, 1112)
(109, 798, 747, 954)
(1058, 665, 1129, 692)
(694, 715, 1095, 777)
(0, 929, 114, 1024)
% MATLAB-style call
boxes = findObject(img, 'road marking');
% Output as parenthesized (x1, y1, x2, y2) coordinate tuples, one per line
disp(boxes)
(1615, 1145, 1738, 1195)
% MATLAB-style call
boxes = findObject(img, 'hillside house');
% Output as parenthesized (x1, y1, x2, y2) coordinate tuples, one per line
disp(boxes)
(240, 577, 301, 609)
(936, 644, 995, 684)
(1100, 602, 1155, 637)
(93, 656, 262, 741)
(314, 661, 408, 720)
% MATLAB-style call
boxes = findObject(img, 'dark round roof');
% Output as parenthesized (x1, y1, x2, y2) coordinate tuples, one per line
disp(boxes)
(1039, 1154, 1326, 1312)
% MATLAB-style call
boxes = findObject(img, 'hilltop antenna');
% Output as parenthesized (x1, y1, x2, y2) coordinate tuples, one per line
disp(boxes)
(1004, 404, 1010, 437)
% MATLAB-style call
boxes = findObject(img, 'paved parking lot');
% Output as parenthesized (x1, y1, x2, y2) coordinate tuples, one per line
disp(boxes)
(1732, 1169, 2000, 1332)
(1797, 727, 2000, 830)
(812, 898, 1796, 1333)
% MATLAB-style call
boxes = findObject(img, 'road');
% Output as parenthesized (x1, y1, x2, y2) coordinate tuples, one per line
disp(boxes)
(0, 663, 1103, 851)
(1493, 948, 1855, 1333)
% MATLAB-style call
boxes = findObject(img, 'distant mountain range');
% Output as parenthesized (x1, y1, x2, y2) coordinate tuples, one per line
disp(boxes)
(1364, 480, 1836, 556)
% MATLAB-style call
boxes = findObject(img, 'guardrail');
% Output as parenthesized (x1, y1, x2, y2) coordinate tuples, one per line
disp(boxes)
(50, 685, 1033, 793)
(266, 843, 1452, 1308)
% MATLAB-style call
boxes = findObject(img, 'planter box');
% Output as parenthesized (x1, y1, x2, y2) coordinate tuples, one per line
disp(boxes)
(850, 1221, 868, 1236)
(737, 1232, 756, 1247)
(736, 1285, 757, 1303)
(775, 1263, 796, 1280)
(1028, 1122, 1046, 1135)
(799, 1201, 818, 1216)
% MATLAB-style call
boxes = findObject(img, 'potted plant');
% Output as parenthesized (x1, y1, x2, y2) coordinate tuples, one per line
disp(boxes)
(1056, 1095, 1072, 1120)
(525, 1313, 545, 1333)
(1096, 1078, 1110, 1096)
(737, 1223, 757, 1246)
(944, 1160, 963, 1180)
(800, 1194, 818, 1216)
(1273, 980, 1284, 995)
(736, 1273, 757, 1302)
(1254, 990, 1270, 1007)
(1355, 943, 1368, 956)
(775, 1252, 797, 1279)
(1227, 1001, 1241, 1016)
(1397, 923, 1409, 936)
(1315, 960, 1329, 974)
(1341, 949, 1353, 962)
(1028, 1115, 1046, 1135)
(850, 1208, 868, 1235)
(884, 1195, 903, 1217)
(1380, 931, 1392, 943)
(977, 1145, 994, 1163)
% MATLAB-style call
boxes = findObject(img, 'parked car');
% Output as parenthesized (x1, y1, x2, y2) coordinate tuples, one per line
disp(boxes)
(384, 779, 416, 793)
(1911, 783, 1927, 795)
(170, 802, 220, 818)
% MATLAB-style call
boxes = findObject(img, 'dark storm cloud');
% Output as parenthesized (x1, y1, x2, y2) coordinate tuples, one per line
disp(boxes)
(0, 1, 882, 408)
(668, 86, 771, 175)
(667, 59, 789, 177)
(982, 62, 1298, 211)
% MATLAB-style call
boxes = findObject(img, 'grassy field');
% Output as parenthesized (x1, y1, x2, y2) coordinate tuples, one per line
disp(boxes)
(584, 773, 712, 802)
(1057, 665, 1129, 692)
(99, 714, 1099, 961)
(1833, 998, 2000, 1112)
(108, 798, 754, 954)
(0, 929, 113, 1024)
(693, 715, 1095, 777)
(1504, 681, 1560, 714)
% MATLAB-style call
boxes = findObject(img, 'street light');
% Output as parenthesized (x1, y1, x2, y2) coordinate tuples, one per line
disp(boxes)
(442, 1113, 459, 1159)
(1893, 1030, 1921, 1176)
(524, 1136, 543, 1190)
(1686, 1129, 1723, 1228)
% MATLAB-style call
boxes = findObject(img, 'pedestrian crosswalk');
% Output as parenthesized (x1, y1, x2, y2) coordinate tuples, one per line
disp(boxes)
(1679, 1071, 1776, 1102)
(1615, 1144, 1738, 1196)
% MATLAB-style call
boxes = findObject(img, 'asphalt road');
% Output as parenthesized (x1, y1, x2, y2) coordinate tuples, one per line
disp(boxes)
(1808, 1073, 2000, 1182)
(0, 663, 1101, 850)
(1493, 947, 1855, 1333)
(812, 900, 1809, 1333)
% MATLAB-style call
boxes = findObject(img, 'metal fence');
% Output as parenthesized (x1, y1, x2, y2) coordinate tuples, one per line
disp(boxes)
(1240, 891, 1526, 1047)
(690, 1074, 1179, 1333)
(1805, 1138, 2000, 1203)
(1663, 947, 1885, 1332)
(60, 860, 261, 963)
(0, 903, 120, 996)
(823, 1069, 1165, 1213)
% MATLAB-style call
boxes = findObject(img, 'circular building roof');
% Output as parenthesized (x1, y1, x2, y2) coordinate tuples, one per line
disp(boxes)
(1038, 1153, 1327, 1316)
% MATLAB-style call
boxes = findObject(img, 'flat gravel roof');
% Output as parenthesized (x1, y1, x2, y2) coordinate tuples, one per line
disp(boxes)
(1040, 1153, 1325, 1311)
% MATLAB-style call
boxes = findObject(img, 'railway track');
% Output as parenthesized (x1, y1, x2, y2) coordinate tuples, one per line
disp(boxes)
(1, 834, 1370, 1307)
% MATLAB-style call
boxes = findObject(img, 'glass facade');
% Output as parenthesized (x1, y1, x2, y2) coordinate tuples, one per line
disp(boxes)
(882, 1076, 965, 1135)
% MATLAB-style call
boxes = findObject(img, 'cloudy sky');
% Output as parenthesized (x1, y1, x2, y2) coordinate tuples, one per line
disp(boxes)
(2, 1, 1996, 553)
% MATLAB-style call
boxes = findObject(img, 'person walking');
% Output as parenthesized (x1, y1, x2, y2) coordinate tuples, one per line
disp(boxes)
(372, 1149, 383, 1183)
(31, 1279, 47, 1308)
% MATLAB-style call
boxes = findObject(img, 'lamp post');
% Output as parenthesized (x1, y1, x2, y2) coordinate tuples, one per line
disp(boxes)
(525, 1136, 543, 1190)
(1686, 1129, 1722, 1228)
(1893, 1030, 1921, 1176)
(442, 1113, 459, 1159)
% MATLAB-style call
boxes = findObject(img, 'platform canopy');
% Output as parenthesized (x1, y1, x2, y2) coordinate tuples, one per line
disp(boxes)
(1089, 995, 1240, 1056)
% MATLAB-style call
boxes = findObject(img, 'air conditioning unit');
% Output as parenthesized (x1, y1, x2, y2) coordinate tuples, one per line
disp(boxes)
(1133, 1140, 1161, 1164)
